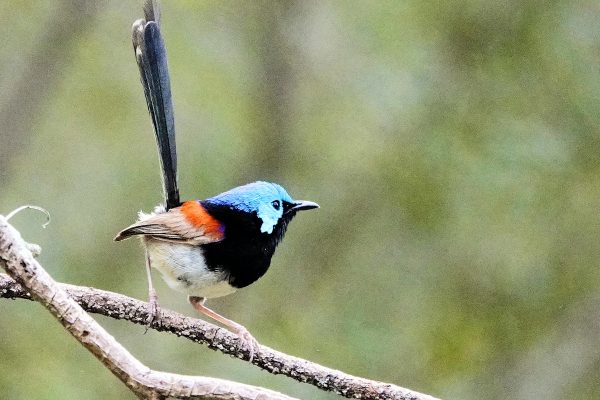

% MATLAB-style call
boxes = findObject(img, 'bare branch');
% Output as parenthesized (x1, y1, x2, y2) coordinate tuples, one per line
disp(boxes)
(0, 215, 297, 400)
(0, 217, 440, 400)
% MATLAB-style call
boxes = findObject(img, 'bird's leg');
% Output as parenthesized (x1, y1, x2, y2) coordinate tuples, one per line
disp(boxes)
(189, 296, 259, 362)
(144, 250, 160, 329)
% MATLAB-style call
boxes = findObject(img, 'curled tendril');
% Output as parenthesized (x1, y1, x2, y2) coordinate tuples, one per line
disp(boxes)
(6, 205, 51, 228)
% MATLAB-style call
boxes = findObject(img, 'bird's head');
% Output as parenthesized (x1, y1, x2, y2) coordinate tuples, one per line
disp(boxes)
(202, 181, 319, 235)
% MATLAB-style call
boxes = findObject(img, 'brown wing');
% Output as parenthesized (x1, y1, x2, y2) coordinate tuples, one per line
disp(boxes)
(114, 201, 224, 245)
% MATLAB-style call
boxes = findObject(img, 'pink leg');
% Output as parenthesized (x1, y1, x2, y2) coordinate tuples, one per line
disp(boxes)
(144, 250, 160, 329)
(189, 296, 259, 361)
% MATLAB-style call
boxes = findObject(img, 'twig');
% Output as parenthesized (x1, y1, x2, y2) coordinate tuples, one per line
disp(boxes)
(0, 214, 297, 400)
(0, 278, 439, 399)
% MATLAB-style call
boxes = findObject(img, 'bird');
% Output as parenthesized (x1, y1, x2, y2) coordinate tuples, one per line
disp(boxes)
(115, 1, 318, 360)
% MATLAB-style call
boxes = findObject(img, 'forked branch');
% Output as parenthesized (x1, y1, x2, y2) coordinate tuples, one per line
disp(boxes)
(0, 215, 439, 400)
(0, 215, 296, 400)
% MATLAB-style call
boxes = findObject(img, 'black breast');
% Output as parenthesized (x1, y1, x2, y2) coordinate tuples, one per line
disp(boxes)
(200, 201, 294, 289)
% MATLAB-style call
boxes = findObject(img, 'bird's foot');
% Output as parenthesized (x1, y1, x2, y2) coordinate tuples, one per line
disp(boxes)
(231, 323, 259, 362)
(144, 288, 161, 332)
(187, 296, 259, 362)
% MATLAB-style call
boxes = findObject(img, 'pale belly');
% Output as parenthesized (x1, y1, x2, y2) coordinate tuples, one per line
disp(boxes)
(143, 237, 237, 299)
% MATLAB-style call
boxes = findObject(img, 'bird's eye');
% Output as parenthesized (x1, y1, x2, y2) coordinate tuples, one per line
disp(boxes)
(271, 200, 281, 210)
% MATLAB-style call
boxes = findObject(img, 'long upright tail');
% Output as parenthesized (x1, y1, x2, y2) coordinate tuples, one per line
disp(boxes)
(132, 0, 180, 210)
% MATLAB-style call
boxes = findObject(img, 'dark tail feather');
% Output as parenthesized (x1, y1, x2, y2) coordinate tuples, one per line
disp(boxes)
(143, 0, 160, 24)
(132, 1, 180, 210)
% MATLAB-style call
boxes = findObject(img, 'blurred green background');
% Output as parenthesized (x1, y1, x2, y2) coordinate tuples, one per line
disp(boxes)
(1, 1, 600, 399)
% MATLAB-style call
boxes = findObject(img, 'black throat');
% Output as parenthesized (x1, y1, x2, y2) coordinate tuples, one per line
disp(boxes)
(200, 201, 296, 289)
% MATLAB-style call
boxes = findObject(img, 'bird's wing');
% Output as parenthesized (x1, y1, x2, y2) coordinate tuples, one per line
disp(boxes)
(114, 201, 224, 245)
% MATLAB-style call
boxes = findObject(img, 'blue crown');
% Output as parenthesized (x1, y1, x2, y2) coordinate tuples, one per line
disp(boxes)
(206, 181, 294, 234)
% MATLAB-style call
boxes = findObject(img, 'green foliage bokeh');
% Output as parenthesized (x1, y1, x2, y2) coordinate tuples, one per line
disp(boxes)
(1, 1, 600, 399)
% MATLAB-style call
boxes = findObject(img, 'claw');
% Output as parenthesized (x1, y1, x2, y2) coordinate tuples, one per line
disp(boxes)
(144, 288, 161, 332)
(232, 324, 259, 362)
(188, 296, 259, 362)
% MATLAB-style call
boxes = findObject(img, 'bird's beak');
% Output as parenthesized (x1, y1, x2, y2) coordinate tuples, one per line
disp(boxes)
(287, 200, 319, 214)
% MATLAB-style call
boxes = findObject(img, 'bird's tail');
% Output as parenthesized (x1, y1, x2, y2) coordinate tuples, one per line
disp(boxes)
(132, 0, 180, 210)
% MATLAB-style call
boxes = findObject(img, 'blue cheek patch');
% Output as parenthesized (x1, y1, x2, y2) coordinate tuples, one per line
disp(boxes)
(205, 181, 295, 234)
(257, 202, 283, 234)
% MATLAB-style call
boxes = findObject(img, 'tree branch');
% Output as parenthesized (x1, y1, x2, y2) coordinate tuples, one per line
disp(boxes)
(0, 217, 440, 400)
(0, 215, 296, 400)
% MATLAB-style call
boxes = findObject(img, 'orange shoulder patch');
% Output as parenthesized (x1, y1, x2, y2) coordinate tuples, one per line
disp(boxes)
(180, 201, 224, 240)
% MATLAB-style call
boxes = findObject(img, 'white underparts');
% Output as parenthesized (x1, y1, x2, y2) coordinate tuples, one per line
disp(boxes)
(143, 237, 237, 299)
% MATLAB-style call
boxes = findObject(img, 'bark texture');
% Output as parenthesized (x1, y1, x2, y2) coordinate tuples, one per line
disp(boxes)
(0, 215, 297, 400)
(0, 215, 440, 400)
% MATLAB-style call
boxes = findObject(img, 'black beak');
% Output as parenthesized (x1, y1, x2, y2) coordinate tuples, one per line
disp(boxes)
(287, 200, 319, 214)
